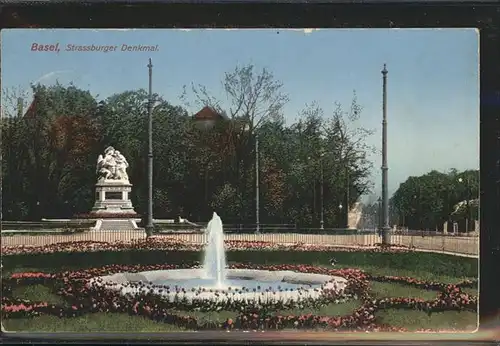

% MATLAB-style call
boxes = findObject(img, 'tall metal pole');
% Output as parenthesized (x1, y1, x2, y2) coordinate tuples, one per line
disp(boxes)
(145, 59, 154, 237)
(320, 158, 324, 230)
(255, 135, 260, 234)
(381, 64, 391, 244)
(346, 167, 350, 229)
(466, 177, 471, 233)
(377, 197, 382, 234)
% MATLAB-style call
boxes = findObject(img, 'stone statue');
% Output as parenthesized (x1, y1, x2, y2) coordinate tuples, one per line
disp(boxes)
(96, 146, 129, 183)
(114, 150, 129, 182)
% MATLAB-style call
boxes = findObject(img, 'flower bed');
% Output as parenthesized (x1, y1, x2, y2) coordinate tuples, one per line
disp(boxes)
(1, 263, 477, 332)
(0, 238, 416, 256)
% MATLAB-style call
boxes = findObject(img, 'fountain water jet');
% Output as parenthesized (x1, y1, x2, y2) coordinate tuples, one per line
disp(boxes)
(202, 212, 227, 288)
(91, 212, 349, 306)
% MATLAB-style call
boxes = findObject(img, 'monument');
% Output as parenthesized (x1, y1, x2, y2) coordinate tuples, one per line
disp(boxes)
(91, 146, 137, 216)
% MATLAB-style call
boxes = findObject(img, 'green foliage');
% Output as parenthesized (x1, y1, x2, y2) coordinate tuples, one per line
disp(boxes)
(390, 169, 479, 230)
(2, 83, 100, 219)
(2, 64, 373, 227)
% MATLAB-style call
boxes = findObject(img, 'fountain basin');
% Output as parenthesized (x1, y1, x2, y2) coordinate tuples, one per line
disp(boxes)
(89, 269, 348, 304)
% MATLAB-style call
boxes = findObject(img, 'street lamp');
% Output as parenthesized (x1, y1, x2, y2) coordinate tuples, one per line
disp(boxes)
(235, 123, 260, 234)
(36, 201, 40, 221)
(338, 203, 343, 228)
(458, 177, 472, 233)
(377, 197, 382, 235)
(380, 63, 391, 244)
(344, 165, 350, 229)
(145, 58, 154, 238)
(320, 152, 325, 230)
(255, 133, 260, 234)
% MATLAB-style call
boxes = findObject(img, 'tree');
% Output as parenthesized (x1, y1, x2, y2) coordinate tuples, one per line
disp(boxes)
(98, 89, 191, 217)
(391, 169, 479, 231)
(256, 97, 375, 227)
(181, 63, 290, 222)
(2, 66, 376, 229)
(2, 83, 100, 219)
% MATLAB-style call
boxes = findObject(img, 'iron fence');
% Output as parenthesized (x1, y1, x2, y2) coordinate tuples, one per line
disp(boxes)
(1, 224, 479, 256)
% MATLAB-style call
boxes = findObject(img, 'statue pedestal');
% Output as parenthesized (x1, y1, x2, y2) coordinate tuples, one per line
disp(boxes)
(91, 180, 137, 215)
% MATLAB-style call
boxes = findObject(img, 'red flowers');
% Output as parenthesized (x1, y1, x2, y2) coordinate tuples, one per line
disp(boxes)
(10, 272, 53, 279)
(2, 239, 415, 256)
(1, 262, 478, 331)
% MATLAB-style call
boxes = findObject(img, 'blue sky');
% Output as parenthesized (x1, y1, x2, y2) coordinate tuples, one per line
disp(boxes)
(1, 29, 479, 202)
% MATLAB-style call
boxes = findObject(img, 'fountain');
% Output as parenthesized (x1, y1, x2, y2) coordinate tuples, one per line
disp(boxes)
(89, 212, 349, 306)
(203, 212, 227, 288)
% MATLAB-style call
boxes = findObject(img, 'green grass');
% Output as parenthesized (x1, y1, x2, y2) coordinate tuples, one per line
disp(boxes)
(370, 282, 439, 300)
(272, 299, 363, 317)
(375, 309, 478, 332)
(2, 297, 363, 333)
(5, 279, 478, 333)
(173, 309, 238, 325)
(461, 287, 478, 297)
(4, 250, 478, 279)
(2, 313, 186, 332)
(12, 284, 68, 307)
(2, 250, 478, 332)
(313, 263, 476, 284)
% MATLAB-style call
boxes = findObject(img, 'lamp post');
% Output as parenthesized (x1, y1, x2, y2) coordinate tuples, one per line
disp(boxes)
(377, 197, 382, 235)
(320, 153, 325, 230)
(445, 184, 451, 233)
(381, 63, 391, 244)
(458, 177, 472, 233)
(345, 166, 350, 229)
(36, 201, 40, 221)
(255, 134, 260, 234)
(145, 58, 154, 238)
(338, 203, 343, 228)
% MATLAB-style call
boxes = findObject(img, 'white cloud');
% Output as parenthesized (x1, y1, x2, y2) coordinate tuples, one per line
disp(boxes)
(32, 70, 73, 85)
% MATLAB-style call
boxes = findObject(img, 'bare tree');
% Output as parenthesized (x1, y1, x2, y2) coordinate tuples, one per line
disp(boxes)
(181, 64, 289, 132)
(180, 64, 290, 205)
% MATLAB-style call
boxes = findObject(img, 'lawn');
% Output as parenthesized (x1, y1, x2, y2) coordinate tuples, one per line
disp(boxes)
(313, 262, 476, 284)
(2, 249, 478, 333)
(3, 313, 187, 333)
(376, 310, 478, 332)
(4, 283, 364, 332)
(3, 271, 478, 333)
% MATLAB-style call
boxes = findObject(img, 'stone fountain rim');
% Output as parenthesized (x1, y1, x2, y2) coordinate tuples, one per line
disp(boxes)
(91, 268, 348, 287)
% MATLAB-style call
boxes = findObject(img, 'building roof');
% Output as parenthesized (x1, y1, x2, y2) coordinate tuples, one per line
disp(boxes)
(23, 97, 37, 118)
(193, 106, 227, 121)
